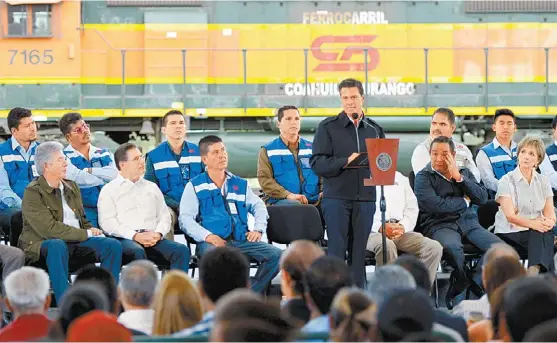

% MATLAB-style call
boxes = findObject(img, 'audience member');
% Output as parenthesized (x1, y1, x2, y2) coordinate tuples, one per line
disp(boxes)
(365, 264, 416, 307)
(452, 243, 522, 321)
(66, 310, 132, 342)
(151, 270, 202, 336)
(210, 289, 294, 342)
(329, 287, 377, 342)
(279, 240, 324, 327)
(499, 276, 557, 342)
(377, 288, 435, 342)
(98, 142, 190, 272)
(74, 265, 119, 314)
(173, 246, 250, 338)
(302, 255, 353, 334)
(523, 318, 557, 342)
(367, 171, 442, 288)
(494, 136, 556, 275)
(0, 267, 51, 341)
(394, 255, 468, 342)
(414, 135, 502, 308)
(180, 135, 281, 293)
(47, 282, 111, 340)
(117, 260, 159, 335)
(19, 141, 122, 304)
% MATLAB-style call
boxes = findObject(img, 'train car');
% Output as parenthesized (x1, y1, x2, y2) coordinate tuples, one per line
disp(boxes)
(0, 0, 556, 176)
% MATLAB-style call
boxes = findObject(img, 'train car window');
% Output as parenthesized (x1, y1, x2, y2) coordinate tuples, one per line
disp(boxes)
(6, 4, 52, 37)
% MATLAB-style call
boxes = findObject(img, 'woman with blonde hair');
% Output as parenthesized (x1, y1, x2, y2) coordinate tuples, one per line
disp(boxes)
(151, 270, 203, 336)
(328, 287, 377, 342)
(494, 135, 556, 275)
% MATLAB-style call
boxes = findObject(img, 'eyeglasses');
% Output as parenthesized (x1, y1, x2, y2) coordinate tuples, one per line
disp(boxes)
(72, 123, 90, 135)
(131, 155, 145, 163)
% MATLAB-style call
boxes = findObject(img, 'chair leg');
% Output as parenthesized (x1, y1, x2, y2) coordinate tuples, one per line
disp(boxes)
(434, 277, 439, 308)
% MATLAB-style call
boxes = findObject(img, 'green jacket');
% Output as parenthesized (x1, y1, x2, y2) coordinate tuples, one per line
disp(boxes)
(19, 176, 91, 263)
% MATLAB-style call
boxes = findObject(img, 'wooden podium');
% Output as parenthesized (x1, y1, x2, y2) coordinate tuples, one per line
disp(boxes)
(363, 138, 400, 264)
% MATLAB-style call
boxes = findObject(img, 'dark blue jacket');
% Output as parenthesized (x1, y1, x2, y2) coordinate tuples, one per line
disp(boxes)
(310, 112, 385, 201)
(414, 163, 488, 237)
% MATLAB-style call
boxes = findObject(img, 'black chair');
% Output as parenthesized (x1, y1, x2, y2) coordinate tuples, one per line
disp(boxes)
(266, 205, 324, 244)
(477, 200, 499, 230)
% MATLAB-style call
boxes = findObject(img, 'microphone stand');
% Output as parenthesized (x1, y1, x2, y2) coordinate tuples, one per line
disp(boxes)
(352, 112, 387, 265)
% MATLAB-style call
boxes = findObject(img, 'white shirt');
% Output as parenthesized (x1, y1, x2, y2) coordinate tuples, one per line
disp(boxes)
(411, 136, 481, 183)
(494, 168, 553, 234)
(452, 294, 491, 321)
(118, 309, 154, 335)
(371, 171, 418, 233)
(97, 174, 171, 240)
(475, 138, 518, 193)
(58, 182, 81, 229)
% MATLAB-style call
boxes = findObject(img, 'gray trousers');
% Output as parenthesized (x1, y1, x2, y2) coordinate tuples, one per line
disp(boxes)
(0, 244, 25, 283)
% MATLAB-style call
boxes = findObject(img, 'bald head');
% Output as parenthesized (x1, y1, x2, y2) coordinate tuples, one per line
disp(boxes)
(280, 240, 325, 297)
(483, 243, 519, 268)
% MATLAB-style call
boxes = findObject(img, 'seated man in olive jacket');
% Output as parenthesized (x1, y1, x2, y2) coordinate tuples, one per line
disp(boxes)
(19, 141, 122, 304)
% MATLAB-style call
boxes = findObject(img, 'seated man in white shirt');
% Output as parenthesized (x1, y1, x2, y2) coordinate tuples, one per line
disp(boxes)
(411, 107, 481, 182)
(98, 143, 190, 272)
(179, 135, 282, 294)
(366, 171, 442, 289)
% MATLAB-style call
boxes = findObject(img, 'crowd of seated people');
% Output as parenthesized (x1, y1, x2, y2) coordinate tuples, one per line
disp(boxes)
(2, 102, 557, 341)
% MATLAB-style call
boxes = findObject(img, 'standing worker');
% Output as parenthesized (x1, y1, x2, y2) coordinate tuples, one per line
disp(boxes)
(310, 78, 385, 288)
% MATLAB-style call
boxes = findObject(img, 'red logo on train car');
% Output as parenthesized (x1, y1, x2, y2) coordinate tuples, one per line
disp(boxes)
(310, 35, 380, 72)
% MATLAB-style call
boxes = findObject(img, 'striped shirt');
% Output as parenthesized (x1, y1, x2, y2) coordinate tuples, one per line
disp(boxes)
(172, 310, 214, 338)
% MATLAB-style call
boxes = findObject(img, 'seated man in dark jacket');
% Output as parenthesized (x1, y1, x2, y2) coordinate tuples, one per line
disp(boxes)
(414, 136, 503, 309)
(19, 141, 122, 304)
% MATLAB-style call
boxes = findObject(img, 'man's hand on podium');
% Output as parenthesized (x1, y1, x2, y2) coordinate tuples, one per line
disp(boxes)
(347, 153, 360, 164)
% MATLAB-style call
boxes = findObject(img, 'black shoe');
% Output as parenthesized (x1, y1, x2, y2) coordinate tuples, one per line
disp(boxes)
(445, 272, 470, 310)
(465, 269, 485, 298)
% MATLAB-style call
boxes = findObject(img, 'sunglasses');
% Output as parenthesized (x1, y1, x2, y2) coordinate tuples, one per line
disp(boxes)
(72, 123, 90, 135)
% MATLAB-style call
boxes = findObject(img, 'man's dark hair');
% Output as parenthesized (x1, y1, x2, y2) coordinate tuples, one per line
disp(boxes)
(433, 107, 456, 125)
(114, 142, 138, 171)
(430, 136, 455, 153)
(338, 78, 364, 96)
(199, 135, 223, 157)
(493, 108, 516, 124)
(552, 115, 557, 131)
(74, 265, 118, 314)
(277, 106, 299, 122)
(59, 112, 83, 136)
(503, 276, 557, 342)
(199, 246, 249, 304)
(7, 107, 32, 131)
(394, 255, 430, 292)
(162, 109, 185, 127)
(58, 283, 110, 335)
(304, 256, 353, 315)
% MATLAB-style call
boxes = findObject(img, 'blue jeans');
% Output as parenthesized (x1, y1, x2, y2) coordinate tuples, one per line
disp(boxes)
(84, 207, 99, 228)
(40, 237, 122, 303)
(197, 240, 282, 293)
(119, 238, 190, 273)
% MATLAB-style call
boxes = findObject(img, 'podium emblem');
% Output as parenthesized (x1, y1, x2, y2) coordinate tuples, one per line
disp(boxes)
(376, 153, 392, 172)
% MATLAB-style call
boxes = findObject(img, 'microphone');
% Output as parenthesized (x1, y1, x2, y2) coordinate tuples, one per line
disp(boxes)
(351, 112, 359, 120)
(352, 113, 378, 136)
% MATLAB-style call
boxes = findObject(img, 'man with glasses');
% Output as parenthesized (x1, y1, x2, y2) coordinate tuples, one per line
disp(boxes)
(98, 143, 190, 271)
(59, 113, 118, 227)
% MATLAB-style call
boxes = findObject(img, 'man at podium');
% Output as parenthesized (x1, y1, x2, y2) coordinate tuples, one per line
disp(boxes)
(310, 78, 385, 288)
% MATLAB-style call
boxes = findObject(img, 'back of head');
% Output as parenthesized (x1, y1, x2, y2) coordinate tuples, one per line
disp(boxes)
(200, 246, 249, 304)
(74, 265, 118, 314)
(394, 255, 430, 292)
(482, 243, 519, 268)
(304, 256, 353, 315)
(503, 276, 557, 341)
(213, 289, 294, 342)
(377, 288, 434, 342)
(484, 255, 525, 298)
(119, 260, 159, 308)
(152, 270, 203, 336)
(280, 240, 325, 295)
(58, 282, 111, 335)
(330, 287, 376, 342)
(66, 310, 132, 342)
(523, 317, 557, 342)
(366, 265, 417, 306)
(4, 266, 50, 315)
